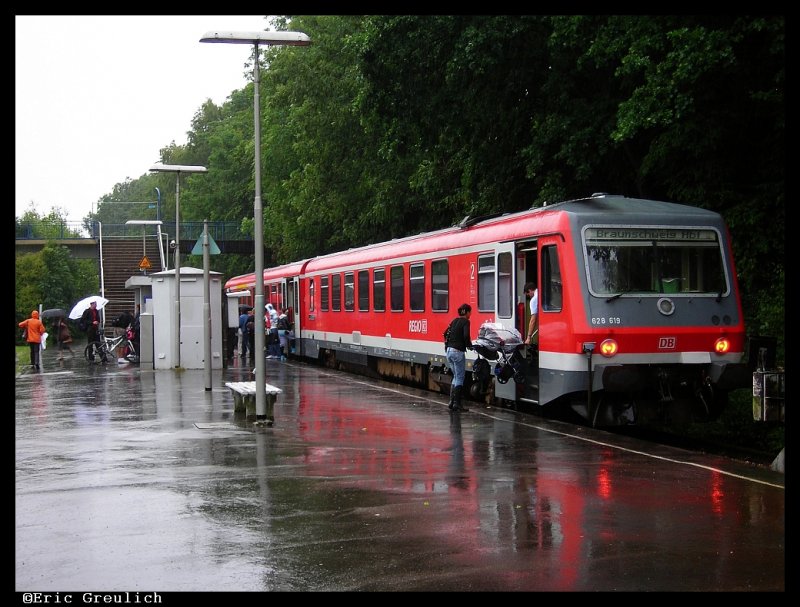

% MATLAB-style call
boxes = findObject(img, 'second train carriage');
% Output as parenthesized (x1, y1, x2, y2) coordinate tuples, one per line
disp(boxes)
(225, 194, 750, 426)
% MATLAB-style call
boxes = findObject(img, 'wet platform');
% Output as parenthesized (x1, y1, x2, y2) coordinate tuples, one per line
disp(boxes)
(15, 355, 785, 592)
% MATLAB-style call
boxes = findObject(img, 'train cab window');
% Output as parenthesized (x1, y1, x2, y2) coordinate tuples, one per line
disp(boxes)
(497, 251, 513, 318)
(541, 245, 563, 312)
(332, 274, 342, 312)
(431, 259, 448, 312)
(409, 263, 425, 312)
(583, 226, 726, 296)
(309, 278, 315, 313)
(321, 276, 329, 312)
(373, 268, 386, 312)
(358, 270, 370, 312)
(344, 272, 355, 312)
(390, 265, 404, 312)
(477, 254, 496, 312)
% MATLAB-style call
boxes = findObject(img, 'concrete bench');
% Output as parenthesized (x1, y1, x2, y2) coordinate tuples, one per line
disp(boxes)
(225, 381, 282, 424)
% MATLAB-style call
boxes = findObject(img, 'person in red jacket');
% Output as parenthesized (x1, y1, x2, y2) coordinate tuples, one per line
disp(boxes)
(19, 310, 46, 369)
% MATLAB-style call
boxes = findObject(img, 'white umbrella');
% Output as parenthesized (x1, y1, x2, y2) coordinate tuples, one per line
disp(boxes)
(68, 295, 109, 320)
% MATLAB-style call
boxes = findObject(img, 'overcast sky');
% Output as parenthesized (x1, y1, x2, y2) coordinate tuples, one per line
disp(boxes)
(15, 15, 278, 223)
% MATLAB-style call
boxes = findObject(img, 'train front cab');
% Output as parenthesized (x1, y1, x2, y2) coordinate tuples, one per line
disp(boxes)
(484, 217, 749, 428)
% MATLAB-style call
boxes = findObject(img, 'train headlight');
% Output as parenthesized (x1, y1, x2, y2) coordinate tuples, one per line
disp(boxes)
(599, 338, 618, 357)
(714, 337, 731, 354)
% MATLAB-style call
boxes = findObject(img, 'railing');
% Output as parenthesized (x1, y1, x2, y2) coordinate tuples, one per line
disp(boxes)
(15, 221, 251, 241)
(15, 221, 93, 239)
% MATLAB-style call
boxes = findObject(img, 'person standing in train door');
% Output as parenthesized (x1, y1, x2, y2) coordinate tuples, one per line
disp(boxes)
(444, 303, 473, 412)
(523, 282, 538, 345)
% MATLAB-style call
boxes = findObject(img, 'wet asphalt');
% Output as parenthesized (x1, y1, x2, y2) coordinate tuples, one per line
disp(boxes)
(15, 352, 786, 592)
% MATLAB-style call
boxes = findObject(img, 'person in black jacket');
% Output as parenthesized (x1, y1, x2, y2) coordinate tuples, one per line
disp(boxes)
(81, 301, 107, 363)
(444, 303, 472, 412)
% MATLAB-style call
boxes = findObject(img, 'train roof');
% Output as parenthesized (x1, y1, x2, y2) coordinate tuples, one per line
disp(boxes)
(225, 259, 310, 292)
(302, 194, 724, 273)
(225, 194, 725, 287)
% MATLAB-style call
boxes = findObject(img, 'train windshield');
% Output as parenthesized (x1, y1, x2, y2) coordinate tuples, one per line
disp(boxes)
(583, 226, 727, 297)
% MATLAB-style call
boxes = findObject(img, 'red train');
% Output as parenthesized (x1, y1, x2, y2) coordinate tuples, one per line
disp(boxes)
(225, 193, 750, 426)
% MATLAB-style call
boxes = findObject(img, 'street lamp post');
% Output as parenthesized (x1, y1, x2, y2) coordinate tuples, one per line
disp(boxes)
(200, 30, 310, 423)
(149, 163, 208, 369)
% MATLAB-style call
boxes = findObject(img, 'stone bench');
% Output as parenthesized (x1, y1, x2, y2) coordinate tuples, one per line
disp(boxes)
(225, 381, 282, 425)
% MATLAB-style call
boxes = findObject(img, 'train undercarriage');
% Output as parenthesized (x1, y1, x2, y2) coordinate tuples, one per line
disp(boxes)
(315, 346, 747, 428)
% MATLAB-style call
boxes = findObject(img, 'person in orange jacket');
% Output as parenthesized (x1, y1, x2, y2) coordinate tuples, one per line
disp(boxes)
(19, 309, 46, 369)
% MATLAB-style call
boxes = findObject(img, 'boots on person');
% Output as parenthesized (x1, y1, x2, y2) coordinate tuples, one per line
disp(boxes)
(448, 384, 458, 410)
(453, 386, 469, 411)
(451, 385, 468, 412)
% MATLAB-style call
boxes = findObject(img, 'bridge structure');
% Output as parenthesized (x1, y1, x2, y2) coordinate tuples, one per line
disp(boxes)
(16, 220, 258, 322)
(16, 220, 254, 255)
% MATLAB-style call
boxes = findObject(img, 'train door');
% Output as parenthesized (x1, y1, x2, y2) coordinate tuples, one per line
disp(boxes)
(517, 241, 539, 405)
(493, 243, 517, 402)
(537, 240, 565, 407)
(286, 277, 299, 356)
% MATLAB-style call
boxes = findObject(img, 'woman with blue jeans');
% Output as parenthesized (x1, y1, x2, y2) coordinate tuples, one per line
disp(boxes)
(445, 303, 472, 412)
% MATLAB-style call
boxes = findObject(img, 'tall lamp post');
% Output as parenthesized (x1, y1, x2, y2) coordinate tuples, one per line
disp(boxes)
(149, 163, 208, 369)
(200, 30, 310, 422)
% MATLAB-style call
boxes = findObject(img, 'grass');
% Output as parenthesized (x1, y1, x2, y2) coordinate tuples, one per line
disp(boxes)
(16, 344, 30, 374)
(685, 389, 785, 456)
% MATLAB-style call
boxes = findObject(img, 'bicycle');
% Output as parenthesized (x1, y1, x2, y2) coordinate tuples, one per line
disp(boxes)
(84, 327, 138, 364)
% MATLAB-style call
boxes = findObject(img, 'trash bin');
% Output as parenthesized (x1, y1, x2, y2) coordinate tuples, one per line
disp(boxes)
(662, 277, 681, 293)
(752, 370, 784, 422)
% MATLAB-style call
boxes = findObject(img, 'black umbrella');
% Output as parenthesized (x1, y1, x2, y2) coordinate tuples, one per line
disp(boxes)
(238, 304, 253, 313)
(40, 308, 67, 319)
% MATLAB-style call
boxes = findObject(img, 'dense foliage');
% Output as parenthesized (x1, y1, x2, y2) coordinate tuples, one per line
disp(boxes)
(17, 15, 784, 364)
(15, 234, 98, 343)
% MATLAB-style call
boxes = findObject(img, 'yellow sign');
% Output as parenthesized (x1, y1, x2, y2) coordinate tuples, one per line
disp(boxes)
(139, 256, 152, 270)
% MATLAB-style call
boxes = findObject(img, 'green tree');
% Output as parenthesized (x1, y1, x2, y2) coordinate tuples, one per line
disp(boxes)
(16, 243, 98, 336)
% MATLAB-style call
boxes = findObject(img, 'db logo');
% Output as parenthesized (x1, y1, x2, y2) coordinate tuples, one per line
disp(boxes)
(658, 337, 676, 349)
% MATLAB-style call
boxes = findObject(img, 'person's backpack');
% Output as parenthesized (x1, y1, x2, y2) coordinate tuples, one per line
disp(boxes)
(111, 311, 133, 328)
(276, 316, 290, 331)
(78, 316, 88, 332)
(443, 321, 454, 351)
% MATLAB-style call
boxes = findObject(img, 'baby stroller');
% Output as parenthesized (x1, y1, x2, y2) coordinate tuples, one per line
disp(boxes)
(472, 322, 526, 386)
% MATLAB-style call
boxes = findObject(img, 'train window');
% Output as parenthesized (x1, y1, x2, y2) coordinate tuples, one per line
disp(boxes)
(358, 270, 369, 312)
(344, 272, 355, 312)
(477, 254, 496, 312)
(498, 252, 513, 318)
(431, 259, 448, 312)
(332, 274, 342, 312)
(373, 268, 386, 312)
(309, 278, 315, 313)
(583, 226, 726, 296)
(321, 276, 329, 312)
(390, 265, 404, 312)
(542, 245, 563, 312)
(410, 263, 425, 312)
